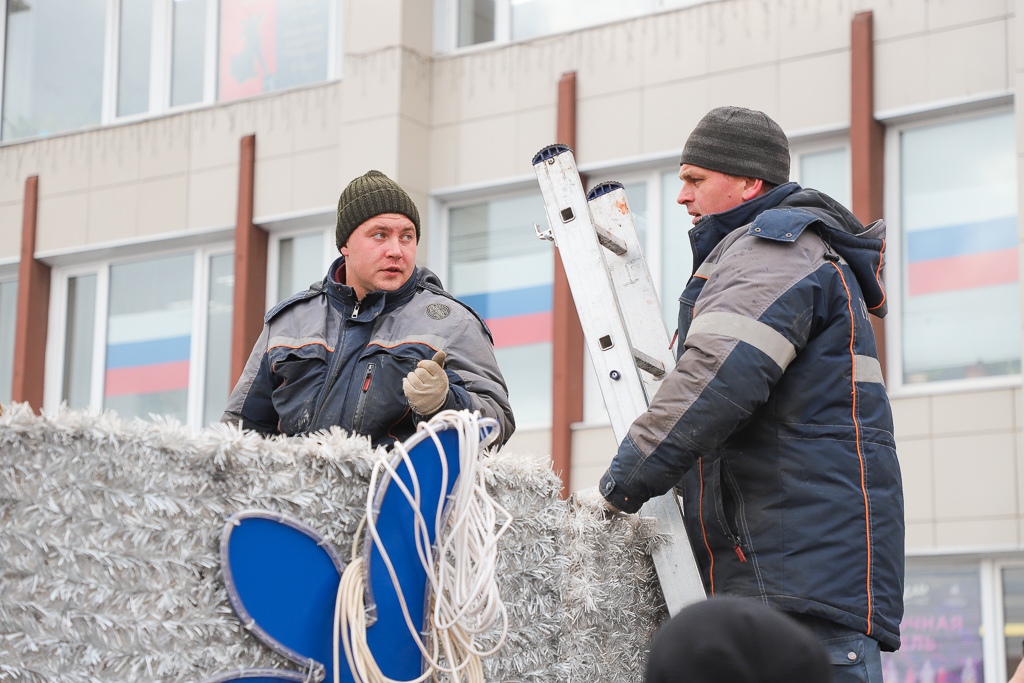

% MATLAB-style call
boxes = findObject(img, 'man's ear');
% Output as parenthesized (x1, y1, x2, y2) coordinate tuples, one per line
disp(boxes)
(741, 178, 764, 202)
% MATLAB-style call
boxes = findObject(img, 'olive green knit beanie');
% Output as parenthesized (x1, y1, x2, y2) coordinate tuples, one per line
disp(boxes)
(336, 170, 421, 251)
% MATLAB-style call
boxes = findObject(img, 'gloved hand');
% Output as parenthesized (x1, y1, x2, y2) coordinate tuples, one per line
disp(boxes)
(403, 350, 449, 416)
(570, 486, 624, 516)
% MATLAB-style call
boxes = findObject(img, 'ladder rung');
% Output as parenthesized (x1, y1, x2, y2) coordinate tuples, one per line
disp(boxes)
(631, 347, 666, 378)
(594, 224, 627, 255)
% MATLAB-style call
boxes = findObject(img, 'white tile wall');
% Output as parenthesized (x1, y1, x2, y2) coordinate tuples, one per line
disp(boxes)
(136, 176, 189, 238)
(933, 432, 1017, 520)
(0, 203, 22, 259)
(932, 389, 1016, 436)
(899, 438, 934, 523)
(936, 518, 1019, 548)
(35, 194, 89, 253)
(891, 396, 931, 439)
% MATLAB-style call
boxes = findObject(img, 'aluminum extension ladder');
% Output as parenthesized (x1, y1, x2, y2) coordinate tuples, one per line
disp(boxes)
(532, 143, 706, 616)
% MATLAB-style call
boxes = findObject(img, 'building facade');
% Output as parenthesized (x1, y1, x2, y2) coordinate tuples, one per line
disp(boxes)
(1, 0, 1022, 679)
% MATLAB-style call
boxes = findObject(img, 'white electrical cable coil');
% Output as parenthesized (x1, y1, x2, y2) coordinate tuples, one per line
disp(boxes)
(334, 410, 513, 683)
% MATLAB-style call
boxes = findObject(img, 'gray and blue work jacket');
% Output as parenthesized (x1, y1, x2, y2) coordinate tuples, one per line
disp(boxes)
(223, 258, 515, 448)
(600, 184, 905, 650)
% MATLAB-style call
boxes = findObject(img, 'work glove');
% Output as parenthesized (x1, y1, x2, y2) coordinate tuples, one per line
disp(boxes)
(403, 350, 449, 416)
(570, 486, 624, 516)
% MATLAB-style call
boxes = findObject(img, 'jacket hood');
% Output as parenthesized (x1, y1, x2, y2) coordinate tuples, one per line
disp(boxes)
(689, 183, 888, 318)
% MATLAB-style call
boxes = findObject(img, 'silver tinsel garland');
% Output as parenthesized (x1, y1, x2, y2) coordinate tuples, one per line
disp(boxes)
(0, 404, 667, 682)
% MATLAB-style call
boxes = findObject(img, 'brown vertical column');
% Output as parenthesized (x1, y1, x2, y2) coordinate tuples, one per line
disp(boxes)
(851, 11, 888, 378)
(230, 135, 269, 385)
(551, 72, 585, 497)
(11, 176, 50, 412)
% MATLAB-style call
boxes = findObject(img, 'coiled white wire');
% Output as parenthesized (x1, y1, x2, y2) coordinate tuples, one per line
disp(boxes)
(334, 410, 513, 683)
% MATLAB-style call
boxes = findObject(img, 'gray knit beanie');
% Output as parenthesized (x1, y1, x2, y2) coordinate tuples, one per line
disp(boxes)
(680, 106, 790, 186)
(336, 170, 421, 250)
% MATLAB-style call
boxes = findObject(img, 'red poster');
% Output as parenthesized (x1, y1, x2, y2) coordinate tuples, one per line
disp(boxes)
(219, 0, 278, 101)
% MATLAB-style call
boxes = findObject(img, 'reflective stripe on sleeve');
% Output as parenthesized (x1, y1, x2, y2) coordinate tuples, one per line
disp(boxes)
(694, 262, 717, 279)
(853, 355, 884, 384)
(687, 311, 798, 371)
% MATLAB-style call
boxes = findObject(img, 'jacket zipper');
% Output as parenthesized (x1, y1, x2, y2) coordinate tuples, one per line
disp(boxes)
(310, 299, 360, 427)
(351, 299, 361, 319)
(353, 363, 374, 430)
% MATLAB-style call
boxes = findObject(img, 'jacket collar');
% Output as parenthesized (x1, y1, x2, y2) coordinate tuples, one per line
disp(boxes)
(325, 256, 420, 319)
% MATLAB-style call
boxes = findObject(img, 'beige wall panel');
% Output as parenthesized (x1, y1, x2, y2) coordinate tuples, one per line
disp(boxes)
(36, 193, 89, 253)
(339, 116, 400, 183)
(898, 438, 934, 523)
(873, 35, 932, 114)
(430, 59, 466, 128)
(502, 427, 552, 460)
(1008, 14, 1017, 77)
(576, 21, 644, 101)
(641, 10, 709, 87)
(0, 203, 22, 259)
(703, 0, 779, 73)
(777, 0, 851, 61)
(343, 49, 404, 124)
(1017, 431, 1024, 520)
(136, 176, 188, 238)
(292, 85, 343, 153)
(0, 143, 39, 205)
(456, 114, 517, 185)
(778, 52, 849, 133)
(407, 188, 429, 266)
(36, 135, 91, 197)
(1016, 389, 1023, 429)
(572, 463, 608, 493)
(933, 432, 1016, 519)
(400, 51, 432, 128)
(254, 156, 294, 218)
(706, 65, 780, 121)
(461, 51, 519, 123)
(400, 0, 432, 56)
(88, 125, 141, 189)
(428, 124, 458, 189)
(88, 185, 138, 243)
(935, 517, 1018, 549)
(642, 79, 708, 156)
(248, 97, 296, 162)
(892, 396, 931, 439)
(576, 91, 641, 167)
(571, 425, 616, 470)
(515, 108, 556, 176)
(187, 166, 237, 230)
(926, 0, 1010, 31)
(853, 0, 926, 42)
(292, 148, 342, 213)
(925, 20, 1009, 102)
(188, 106, 245, 173)
(905, 521, 936, 551)
(397, 118, 429, 196)
(346, 0, 402, 54)
(931, 389, 1015, 436)
(514, 37, 581, 112)
(137, 116, 191, 181)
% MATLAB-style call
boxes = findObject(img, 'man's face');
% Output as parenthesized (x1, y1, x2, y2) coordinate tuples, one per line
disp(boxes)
(340, 213, 417, 299)
(677, 164, 759, 226)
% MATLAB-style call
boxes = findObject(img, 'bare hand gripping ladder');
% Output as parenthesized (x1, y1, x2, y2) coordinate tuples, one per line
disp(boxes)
(532, 143, 705, 616)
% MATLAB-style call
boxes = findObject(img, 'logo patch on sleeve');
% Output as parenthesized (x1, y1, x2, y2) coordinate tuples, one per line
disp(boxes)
(426, 303, 451, 320)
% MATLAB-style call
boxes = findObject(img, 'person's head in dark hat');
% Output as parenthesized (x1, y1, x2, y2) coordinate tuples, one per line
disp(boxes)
(645, 597, 832, 683)
(676, 106, 790, 226)
(334, 170, 422, 299)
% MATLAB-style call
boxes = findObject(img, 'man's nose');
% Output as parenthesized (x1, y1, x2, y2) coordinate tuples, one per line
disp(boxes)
(384, 236, 404, 257)
(677, 186, 691, 205)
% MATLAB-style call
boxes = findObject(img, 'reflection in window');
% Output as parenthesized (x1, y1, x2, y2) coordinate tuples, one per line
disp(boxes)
(218, 0, 330, 102)
(1004, 567, 1024, 679)
(204, 254, 234, 426)
(172, 0, 208, 107)
(900, 112, 1018, 384)
(511, 0, 645, 41)
(2, 0, 106, 140)
(62, 275, 97, 410)
(104, 254, 194, 422)
(0, 280, 17, 405)
(278, 232, 325, 303)
(117, 0, 153, 117)
(660, 170, 694, 328)
(449, 194, 552, 427)
(458, 0, 495, 47)
(800, 147, 850, 211)
(882, 565, 983, 682)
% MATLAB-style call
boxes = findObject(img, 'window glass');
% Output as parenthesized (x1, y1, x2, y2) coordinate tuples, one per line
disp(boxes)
(2, 0, 106, 140)
(203, 254, 233, 426)
(1004, 567, 1024, 678)
(900, 112, 1018, 384)
(882, 565, 984, 682)
(218, 0, 330, 102)
(458, 0, 494, 47)
(62, 275, 97, 410)
(449, 193, 552, 427)
(0, 279, 17, 406)
(277, 232, 325, 303)
(511, 0, 646, 41)
(660, 169, 693, 329)
(104, 254, 194, 422)
(171, 0, 208, 107)
(117, 0, 153, 117)
(800, 147, 850, 211)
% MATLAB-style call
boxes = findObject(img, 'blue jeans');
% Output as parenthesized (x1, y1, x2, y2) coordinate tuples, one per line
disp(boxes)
(789, 613, 884, 683)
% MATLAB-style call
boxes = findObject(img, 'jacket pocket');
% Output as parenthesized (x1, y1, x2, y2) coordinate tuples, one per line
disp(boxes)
(353, 348, 419, 440)
(709, 458, 746, 560)
(268, 345, 330, 434)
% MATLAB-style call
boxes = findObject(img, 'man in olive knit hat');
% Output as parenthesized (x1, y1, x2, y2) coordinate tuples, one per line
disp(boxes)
(225, 170, 515, 447)
(590, 107, 903, 683)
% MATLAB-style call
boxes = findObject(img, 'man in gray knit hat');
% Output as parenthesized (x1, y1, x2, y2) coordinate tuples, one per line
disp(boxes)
(224, 170, 515, 447)
(593, 107, 903, 683)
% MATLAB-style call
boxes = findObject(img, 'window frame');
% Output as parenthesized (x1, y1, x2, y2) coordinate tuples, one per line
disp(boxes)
(264, 224, 335, 311)
(43, 241, 234, 429)
(789, 135, 852, 211)
(882, 103, 1020, 398)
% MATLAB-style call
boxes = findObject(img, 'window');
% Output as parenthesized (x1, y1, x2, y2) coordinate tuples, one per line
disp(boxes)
(1, 0, 337, 142)
(895, 111, 1018, 386)
(272, 229, 329, 305)
(0, 278, 17, 405)
(48, 247, 232, 428)
(794, 145, 851, 211)
(659, 169, 693, 327)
